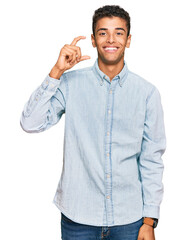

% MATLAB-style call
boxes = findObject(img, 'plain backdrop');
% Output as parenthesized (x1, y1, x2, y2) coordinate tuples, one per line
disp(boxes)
(0, 0, 185, 239)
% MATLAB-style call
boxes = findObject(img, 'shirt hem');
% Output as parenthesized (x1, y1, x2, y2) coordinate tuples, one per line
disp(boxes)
(53, 199, 143, 227)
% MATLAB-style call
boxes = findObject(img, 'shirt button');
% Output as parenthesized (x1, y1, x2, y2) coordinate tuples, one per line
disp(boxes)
(108, 110, 111, 114)
(46, 80, 49, 84)
(107, 131, 110, 136)
(107, 153, 109, 157)
(107, 174, 110, 178)
(107, 195, 110, 199)
(109, 90, 112, 94)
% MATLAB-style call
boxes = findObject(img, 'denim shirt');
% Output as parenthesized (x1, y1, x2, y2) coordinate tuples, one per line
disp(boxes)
(20, 58, 166, 227)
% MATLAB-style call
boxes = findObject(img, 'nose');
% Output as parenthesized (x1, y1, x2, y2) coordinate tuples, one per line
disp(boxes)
(106, 33, 115, 43)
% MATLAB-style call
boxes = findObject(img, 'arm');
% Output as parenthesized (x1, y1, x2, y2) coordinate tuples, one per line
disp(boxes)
(20, 36, 91, 133)
(137, 87, 166, 240)
(20, 73, 66, 133)
(138, 86, 166, 219)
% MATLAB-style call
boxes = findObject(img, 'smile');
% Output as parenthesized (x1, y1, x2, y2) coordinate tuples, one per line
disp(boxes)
(103, 47, 119, 53)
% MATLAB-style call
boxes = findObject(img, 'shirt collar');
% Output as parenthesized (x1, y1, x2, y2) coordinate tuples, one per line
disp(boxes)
(92, 57, 129, 87)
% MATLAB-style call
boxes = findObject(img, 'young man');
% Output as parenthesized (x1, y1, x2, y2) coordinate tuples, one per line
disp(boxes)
(20, 5, 166, 240)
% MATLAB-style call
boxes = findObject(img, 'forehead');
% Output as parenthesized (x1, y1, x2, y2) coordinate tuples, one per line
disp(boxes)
(95, 16, 127, 30)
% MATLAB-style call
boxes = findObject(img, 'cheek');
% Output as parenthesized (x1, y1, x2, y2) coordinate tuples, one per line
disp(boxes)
(96, 39, 103, 46)
(118, 39, 126, 46)
(95, 37, 105, 45)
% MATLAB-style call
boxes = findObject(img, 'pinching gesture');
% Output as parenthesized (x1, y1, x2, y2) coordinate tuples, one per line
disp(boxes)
(50, 36, 91, 79)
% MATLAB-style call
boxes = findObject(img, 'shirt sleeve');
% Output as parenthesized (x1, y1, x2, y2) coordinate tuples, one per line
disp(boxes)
(20, 73, 67, 133)
(138, 86, 166, 219)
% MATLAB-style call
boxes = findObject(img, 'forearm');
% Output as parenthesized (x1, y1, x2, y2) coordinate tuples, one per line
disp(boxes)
(139, 148, 165, 218)
(20, 74, 64, 133)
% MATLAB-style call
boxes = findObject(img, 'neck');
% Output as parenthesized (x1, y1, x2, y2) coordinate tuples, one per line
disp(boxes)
(98, 57, 124, 81)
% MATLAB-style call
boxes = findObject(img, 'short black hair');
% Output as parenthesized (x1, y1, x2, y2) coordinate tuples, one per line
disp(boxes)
(92, 5, 131, 37)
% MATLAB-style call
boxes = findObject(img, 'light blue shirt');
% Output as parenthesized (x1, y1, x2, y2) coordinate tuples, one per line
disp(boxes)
(20, 58, 166, 227)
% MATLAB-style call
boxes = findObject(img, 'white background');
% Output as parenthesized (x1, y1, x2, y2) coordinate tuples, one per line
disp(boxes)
(0, 0, 185, 239)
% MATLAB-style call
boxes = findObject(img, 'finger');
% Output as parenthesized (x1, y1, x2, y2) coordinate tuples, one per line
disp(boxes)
(76, 47, 81, 62)
(64, 46, 79, 63)
(61, 51, 73, 63)
(63, 45, 76, 54)
(65, 45, 82, 61)
(70, 50, 79, 64)
(70, 36, 86, 46)
(79, 55, 91, 62)
(61, 47, 75, 62)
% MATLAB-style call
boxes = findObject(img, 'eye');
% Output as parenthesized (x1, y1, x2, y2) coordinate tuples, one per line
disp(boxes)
(117, 32, 123, 35)
(99, 32, 106, 36)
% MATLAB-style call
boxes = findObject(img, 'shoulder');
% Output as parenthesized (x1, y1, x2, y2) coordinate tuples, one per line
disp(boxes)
(58, 65, 94, 95)
(61, 65, 93, 80)
(128, 70, 154, 88)
(127, 69, 158, 95)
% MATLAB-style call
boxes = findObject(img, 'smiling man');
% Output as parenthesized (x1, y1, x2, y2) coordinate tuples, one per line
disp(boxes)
(20, 5, 166, 240)
(91, 16, 131, 80)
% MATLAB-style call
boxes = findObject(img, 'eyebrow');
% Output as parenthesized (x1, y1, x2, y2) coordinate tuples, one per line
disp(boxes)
(97, 27, 126, 32)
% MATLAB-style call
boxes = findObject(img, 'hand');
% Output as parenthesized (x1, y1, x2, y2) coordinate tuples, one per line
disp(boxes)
(137, 224, 155, 240)
(55, 36, 91, 72)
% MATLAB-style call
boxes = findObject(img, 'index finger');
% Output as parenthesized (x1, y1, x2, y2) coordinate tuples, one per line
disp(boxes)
(70, 36, 86, 46)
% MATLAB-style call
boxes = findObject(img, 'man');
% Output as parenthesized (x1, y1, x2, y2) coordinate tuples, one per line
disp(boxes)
(20, 5, 166, 240)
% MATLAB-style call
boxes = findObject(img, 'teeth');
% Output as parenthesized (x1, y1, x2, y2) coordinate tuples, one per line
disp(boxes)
(104, 47, 117, 50)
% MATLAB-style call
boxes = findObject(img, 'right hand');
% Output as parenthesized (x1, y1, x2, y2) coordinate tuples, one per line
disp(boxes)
(55, 36, 91, 72)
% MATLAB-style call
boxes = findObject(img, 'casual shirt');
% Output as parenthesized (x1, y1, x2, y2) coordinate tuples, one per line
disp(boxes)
(20, 58, 166, 227)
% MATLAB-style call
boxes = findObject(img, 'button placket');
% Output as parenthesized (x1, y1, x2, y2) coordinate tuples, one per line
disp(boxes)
(104, 81, 116, 226)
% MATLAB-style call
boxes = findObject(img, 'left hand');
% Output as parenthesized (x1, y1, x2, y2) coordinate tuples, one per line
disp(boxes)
(137, 224, 155, 240)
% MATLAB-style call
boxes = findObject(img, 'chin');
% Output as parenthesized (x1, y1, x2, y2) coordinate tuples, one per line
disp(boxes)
(98, 54, 124, 65)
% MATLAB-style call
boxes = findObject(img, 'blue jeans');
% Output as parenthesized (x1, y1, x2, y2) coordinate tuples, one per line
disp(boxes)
(61, 213, 143, 240)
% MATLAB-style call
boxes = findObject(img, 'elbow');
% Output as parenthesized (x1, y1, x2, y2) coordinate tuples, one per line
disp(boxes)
(20, 113, 44, 133)
(20, 119, 36, 133)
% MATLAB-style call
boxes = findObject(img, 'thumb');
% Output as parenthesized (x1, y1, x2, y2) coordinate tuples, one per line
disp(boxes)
(79, 55, 91, 62)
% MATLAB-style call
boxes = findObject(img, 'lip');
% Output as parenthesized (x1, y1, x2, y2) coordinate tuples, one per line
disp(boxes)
(103, 46, 119, 53)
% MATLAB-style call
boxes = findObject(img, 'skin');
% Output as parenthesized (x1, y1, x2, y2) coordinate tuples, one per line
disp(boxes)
(91, 16, 131, 81)
(49, 16, 156, 239)
(137, 223, 155, 240)
(49, 36, 91, 79)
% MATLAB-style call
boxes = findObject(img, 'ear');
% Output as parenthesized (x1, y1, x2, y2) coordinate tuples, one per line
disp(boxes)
(91, 34, 97, 48)
(126, 34, 132, 48)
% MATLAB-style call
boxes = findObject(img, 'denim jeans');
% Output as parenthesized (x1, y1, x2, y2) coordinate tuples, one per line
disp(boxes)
(61, 213, 143, 240)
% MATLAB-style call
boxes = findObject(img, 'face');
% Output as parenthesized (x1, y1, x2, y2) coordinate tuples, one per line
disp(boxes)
(91, 16, 131, 65)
